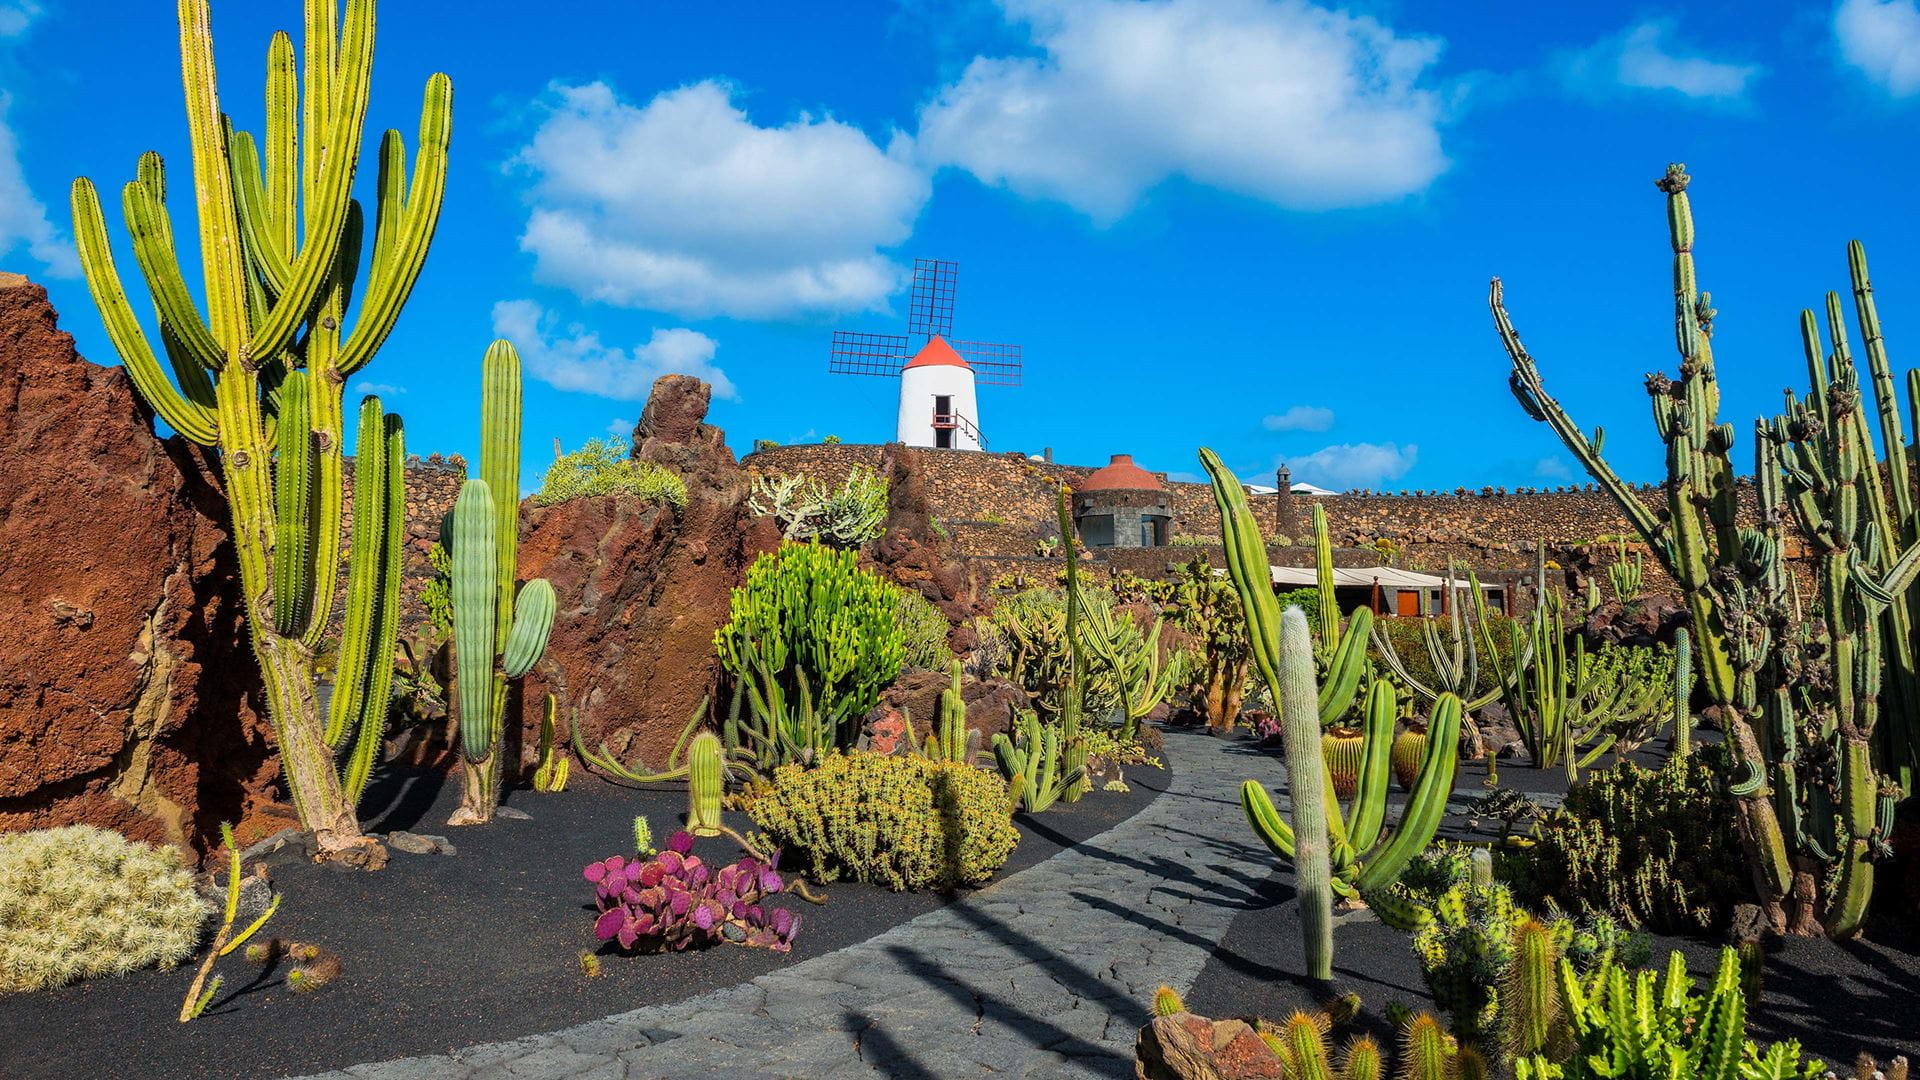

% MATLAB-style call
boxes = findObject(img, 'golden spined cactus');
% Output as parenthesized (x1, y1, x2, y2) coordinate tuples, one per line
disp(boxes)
(0, 826, 208, 994)
(70, 0, 451, 861)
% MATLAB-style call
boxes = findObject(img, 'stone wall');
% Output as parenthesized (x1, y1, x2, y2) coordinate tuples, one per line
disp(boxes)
(743, 443, 1717, 598)
(339, 452, 466, 635)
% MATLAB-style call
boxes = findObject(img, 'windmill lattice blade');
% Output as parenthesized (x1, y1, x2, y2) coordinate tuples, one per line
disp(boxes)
(829, 330, 911, 377)
(908, 258, 958, 339)
(954, 340, 1023, 387)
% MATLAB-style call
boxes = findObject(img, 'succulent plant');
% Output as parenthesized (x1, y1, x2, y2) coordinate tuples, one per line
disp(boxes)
(1, 826, 208, 995)
(748, 750, 1017, 890)
(584, 830, 800, 954)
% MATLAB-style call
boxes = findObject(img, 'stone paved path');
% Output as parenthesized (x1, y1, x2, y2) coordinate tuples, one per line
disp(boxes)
(295, 730, 1279, 1080)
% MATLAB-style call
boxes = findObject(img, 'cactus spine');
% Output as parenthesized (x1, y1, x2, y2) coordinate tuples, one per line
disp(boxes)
(688, 731, 724, 837)
(70, 0, 449, 859)
(1494, 163, 1919, 937)
(449, 343, 556, 825)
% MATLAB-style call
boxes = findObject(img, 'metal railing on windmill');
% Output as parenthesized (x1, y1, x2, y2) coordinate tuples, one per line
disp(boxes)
(828, 258, 1024, 452)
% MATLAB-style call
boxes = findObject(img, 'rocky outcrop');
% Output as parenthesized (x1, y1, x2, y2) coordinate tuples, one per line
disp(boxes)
(869, 670, 1026, 749)
(515, 375, 779, 773)
(868, 442, 979, 654)
(0, 274, 281, 860)
(1134, 1011, 1286, 1079)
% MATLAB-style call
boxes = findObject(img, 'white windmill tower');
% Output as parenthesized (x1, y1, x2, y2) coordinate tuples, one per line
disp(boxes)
(828, 259, 1023, 450)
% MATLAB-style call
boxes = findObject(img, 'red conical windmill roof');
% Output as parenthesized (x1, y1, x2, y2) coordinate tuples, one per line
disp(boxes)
(903, 335, 971, 371)
(1081, 454, 1165, 492)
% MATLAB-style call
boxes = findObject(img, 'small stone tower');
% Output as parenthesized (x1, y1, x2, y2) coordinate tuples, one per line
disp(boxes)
(1074, 454, 1173, 549)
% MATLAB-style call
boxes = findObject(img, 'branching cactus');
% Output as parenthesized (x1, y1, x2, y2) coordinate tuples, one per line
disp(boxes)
(448, 343, 556, 825)
(1492, 163, 1918, 937)
(1371, 562, 1503, 713)
(1204, 450, 1462, 920)
(1310, 505, 1373, 724)
(70, 0, 449, 861)
(925, 661, 981, 765)
(993, 710, 1084, 814)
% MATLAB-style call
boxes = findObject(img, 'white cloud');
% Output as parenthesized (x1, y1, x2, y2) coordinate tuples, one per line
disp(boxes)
(1262, 405, 1335, 433)
(606, 417, 633, 437)
(1836, 0, 1920, 96)
(0, 94, 76, 278)
(1280, 441, 1417, 490)
(492, 299, 735, 402)
(916, 0, 1450, 221)
(512, 80, 929, 320)
(1532, 456, 1572, 481)
(1560, 20, 1762, 102)
(354, 381, 406, 396)
(0, 2, 40, 38)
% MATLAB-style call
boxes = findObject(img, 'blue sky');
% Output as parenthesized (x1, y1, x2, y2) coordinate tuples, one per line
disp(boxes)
(4, 0, 1920, 492)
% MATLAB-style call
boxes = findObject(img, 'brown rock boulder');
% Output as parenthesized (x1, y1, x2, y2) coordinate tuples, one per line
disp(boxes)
(1134, 1012, 1286, 1080)
(515, 376, 779, 773)
(867, 442, 979, 651)
(870, 671, 1025, 752)
(0, 275, 279, 860)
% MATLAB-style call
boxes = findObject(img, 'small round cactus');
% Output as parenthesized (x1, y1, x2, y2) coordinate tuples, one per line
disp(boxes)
(0, 825, 208, 993)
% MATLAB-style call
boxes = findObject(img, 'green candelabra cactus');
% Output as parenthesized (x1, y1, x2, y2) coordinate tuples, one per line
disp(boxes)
(1607, 538, 1644, 605)
(1492, 163, 1916, 937)
(448, 342, 556, 825)
(1370, 563, 1505, 712)
(70, 0, 449, 861)
(1309, 505, 1372, 725)
(993, 710, 1085, 814)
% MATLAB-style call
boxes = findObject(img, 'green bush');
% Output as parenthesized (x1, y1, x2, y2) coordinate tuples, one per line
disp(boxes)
(1, 826, 208, 993)
(747, 751, 1018, 890)
(532, 438, 687, 508)
(715, 542, 904, 752)
(1513, 750, 1744, 933)
(895, 587, 955, 672)
(1272, 587, 1320, 626)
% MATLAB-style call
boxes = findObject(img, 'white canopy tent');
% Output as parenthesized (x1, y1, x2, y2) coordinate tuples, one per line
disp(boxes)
(1254, 565, 1506, 617)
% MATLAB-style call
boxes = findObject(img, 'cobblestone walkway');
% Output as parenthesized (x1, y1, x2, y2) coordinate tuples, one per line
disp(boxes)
(297, 730, 1278, 1080)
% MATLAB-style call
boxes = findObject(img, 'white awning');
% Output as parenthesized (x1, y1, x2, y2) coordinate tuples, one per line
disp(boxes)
(1263, 565, 1499, 591)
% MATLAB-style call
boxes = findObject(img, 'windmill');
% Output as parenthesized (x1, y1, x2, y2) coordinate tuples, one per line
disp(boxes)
(828, 258, 1022, 451)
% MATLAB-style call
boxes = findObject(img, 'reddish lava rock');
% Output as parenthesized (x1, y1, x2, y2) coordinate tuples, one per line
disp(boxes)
(1135, 1012, 1287, 1080)
(515, 375, 780, 774)
(0, 274, 283, 861)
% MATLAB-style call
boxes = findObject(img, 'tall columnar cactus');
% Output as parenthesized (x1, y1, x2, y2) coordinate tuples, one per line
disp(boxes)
(687, 732, 724, 837)
(448, 343, 556, 825)
(1271, 607, 1335, 982)
(1491, 163, 1919, 937)
(925, 661, 980, 765)
(1310, 504, 1372, 725)
(1672, 626, 1694, 758)
(1205, 449, 1462, 917)
(70, 0, 450, 860)
(1057, 486, 1090, 801)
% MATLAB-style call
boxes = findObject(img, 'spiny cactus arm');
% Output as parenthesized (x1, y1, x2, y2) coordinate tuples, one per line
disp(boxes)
(1277, 607, 1335, 982)
(176, 0, 252, 355)
(1352, 693, 1460, 894)
(1398, 1014, 1454, 1080)
(1491, 277, 1665, 552)
(1312, 505, 1339, 653)
(452, 478, 500, 762)
(245, 0, 377, 363)
(1346, 680, 1397, 851)
(121, 158, 227, 369)
(1370, 620, 1444, 702)
(69, 179, 220, 445)
(1200, 448, 1286, 697)
(1850, 241, 1917, 539)
(1241, 780, 1297, 859)
(326, 396, 389, 746)
(228, 131, 291, 294)
(270, 370, 316, 636)
(336, 75, 452, 374)
(1319, 607, 1372, 723)
(503, 579, 556, 678)
(480, 341, 523, 650)
(340, 413, 403, 804)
